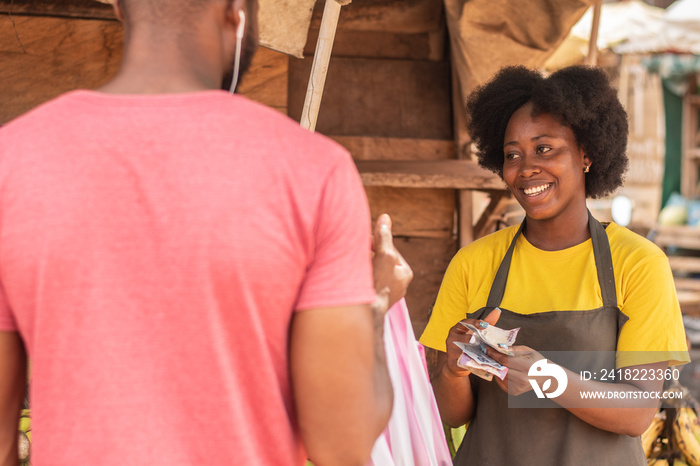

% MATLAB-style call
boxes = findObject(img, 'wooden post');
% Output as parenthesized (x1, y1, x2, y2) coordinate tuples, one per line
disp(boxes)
(450, 53, 474, 247)
(300, 0, 350, 131)
(585, 0, 602, 66)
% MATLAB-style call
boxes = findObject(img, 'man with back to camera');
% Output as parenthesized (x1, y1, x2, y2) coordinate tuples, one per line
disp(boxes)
(0, 0, 413, 464)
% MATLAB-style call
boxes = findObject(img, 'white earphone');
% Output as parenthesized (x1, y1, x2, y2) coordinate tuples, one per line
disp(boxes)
(229, 10, 246, 93)
(236, 11, 246, 39)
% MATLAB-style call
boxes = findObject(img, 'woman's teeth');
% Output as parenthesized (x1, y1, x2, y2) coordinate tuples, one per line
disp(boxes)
(523, 184, 551, 196)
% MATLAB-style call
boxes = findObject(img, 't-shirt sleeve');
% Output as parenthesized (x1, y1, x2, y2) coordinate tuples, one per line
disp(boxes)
(419, 251, 469, 352)
(617, 253, 690, 368)
(0, 284, 17, 331)
(294, 152, 376, 310)
(0, 139, 13, 331)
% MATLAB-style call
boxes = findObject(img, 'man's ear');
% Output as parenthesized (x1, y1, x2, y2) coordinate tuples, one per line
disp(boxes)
(112, 0, 125, 22)
(224, 0, 247, 32)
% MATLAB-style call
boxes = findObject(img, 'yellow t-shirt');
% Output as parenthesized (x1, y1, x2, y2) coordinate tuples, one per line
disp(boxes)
(419, 222, 690, 368)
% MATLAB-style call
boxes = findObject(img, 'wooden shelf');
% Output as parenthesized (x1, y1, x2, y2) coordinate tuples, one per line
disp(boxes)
(0, 0, 117, 20)
(355, 160, 505, 190)
(652, 224, 700, 315)
(668, 256, 700, 274)
(333, 136, 455, 161)
(675, 277, 700, 291)
(653, 225, 700, 250)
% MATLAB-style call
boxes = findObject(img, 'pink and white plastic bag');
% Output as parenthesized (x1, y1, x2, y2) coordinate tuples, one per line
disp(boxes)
(368, 299, 452, 466)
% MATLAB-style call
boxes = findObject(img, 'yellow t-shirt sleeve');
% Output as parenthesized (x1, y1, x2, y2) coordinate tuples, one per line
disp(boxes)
(419, 251, 470, 353)
(616, 252, 690, 368)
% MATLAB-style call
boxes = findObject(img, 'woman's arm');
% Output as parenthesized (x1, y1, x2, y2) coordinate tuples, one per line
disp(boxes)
(490, 346, 666, 436)
(558, 361, 666, 436)
(431, 349, 475, 428)
(431, 309, 501, 427)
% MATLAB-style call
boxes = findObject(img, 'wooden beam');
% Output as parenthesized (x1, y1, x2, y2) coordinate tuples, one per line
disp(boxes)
(355, 160, 505, 190)
(473, 191, 512, 239)
(653, 226, 700, 250)
(300, 0, 344, 131)
(288, 57, 452, 139)
(310, 0, 443, 34)
(675, 278, 700, 292)
(0, 0, 116, 20)
(365, 187, 454, 238)
(584, 0, 602, 66)
(452, 57, 474, 247)
(676, 290, 700, 317)
(668, 256, 700, 274)
(331, 136, 454, 161)
(304, 28, 446, 61)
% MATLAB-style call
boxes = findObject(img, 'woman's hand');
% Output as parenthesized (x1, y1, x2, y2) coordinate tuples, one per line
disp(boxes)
(433, 308, 501, 427)
(444, 308, 502, 378)
(487, 345, 544, 396)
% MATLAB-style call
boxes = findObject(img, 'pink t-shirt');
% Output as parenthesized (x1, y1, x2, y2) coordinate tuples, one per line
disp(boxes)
(0, 91, 376, 465)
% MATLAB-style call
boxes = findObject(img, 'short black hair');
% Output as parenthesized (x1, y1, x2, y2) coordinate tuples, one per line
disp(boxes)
(119, 0, 211, 24)
(466, 65, 629, 199)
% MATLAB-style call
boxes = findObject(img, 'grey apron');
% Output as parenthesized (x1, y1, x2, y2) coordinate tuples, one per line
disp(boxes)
(454, 212, 646, 466)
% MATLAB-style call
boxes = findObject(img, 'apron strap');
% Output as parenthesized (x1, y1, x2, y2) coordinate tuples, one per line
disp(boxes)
(485, 210, 617, 310)
(485, 222, 524, 309)
(588, 210, 617, 308)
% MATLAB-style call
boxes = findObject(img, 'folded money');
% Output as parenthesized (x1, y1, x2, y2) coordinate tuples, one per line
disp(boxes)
(457, 355, 495, 381)
(454, 341, 508, 381)
(459, 320, 520, 356)
(452, 319, 520, 381)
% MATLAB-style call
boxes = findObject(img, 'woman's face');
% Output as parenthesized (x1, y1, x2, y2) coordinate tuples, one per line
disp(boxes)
(502, 102, 590, 222)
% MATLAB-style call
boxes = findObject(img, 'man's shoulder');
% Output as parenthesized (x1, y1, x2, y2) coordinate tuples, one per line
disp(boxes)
(213, 94, 352, 164)
(1, 91, 81, 134)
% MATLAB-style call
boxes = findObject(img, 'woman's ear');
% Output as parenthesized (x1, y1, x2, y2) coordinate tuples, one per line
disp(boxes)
(583, 155, 591, 171)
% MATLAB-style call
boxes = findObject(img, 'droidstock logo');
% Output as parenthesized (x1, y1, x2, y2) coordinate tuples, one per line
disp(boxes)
(528, 359, 568, 399)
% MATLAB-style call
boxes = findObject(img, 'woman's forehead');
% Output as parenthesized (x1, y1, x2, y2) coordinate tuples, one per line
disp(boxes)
(504, 106, 576, 142)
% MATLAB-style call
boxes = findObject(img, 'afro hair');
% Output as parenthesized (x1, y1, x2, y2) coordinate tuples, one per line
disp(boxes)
(466, 65, 629, 199)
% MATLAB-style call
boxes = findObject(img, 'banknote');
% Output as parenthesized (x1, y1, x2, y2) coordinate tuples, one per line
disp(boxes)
(454, 341, 508, 381)
(460, 321, 520, 355)
(457, 356, 495, 381)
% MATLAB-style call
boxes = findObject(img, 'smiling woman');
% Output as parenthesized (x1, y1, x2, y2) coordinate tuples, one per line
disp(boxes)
(419, 65, 690, 466)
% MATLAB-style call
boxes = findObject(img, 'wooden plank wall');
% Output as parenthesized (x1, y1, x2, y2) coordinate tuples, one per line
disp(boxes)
(0, 15, 122, 123)
(0, 0, 456, 337)
(289, 0, 456, 335)
(0, 13, 288, 123)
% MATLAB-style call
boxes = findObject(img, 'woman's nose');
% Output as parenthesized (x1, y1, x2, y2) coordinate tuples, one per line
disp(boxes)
(518, 153, 541, 176)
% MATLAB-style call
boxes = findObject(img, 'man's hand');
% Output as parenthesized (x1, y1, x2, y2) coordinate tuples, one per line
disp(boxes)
(0, 332, 26, 466)
(371, 214, 413, 313)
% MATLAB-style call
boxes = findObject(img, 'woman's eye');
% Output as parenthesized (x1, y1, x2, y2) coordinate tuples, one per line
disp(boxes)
(537, 146, 552, 154)
(505, 152, 520, 160)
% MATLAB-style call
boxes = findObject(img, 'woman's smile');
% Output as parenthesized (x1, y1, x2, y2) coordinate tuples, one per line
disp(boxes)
(522, 183, 552, 197)
(502, 102, 589, 225)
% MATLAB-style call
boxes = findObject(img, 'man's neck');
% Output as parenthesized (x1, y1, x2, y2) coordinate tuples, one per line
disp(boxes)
(99, 31, 224, 94)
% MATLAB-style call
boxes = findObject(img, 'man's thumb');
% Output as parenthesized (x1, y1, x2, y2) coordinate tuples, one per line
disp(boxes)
(373, 214, 393, 251)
